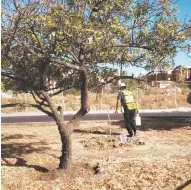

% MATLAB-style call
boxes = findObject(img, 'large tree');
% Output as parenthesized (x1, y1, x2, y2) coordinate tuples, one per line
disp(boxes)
(2, 0, 191, 170)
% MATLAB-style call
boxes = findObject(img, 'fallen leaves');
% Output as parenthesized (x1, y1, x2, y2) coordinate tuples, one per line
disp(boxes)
(1, 121, 191, 190)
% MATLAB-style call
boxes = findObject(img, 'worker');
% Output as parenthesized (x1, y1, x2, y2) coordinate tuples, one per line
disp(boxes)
(115, 83, 138, 137)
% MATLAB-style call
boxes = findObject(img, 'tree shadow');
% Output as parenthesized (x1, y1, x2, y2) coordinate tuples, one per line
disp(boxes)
(1, 141, 51, 158)
(175, 178, 191, 190)
(73, 129, 120, 135)
(2, 157, 49, 173)
(1, 134, 52, 173)
(111, 118, 191, 131)
(1, 134, 36, 141)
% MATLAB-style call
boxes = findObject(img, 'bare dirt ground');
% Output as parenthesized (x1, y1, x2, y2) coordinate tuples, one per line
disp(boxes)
(1, 119, 191, 190)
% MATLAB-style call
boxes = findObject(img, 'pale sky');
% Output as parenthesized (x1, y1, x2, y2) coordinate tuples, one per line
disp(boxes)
(175, 0, 191, 68)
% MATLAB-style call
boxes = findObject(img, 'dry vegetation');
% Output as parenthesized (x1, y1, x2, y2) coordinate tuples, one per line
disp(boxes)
(1, 119, 191, 190)
(2, 87, 191, 113)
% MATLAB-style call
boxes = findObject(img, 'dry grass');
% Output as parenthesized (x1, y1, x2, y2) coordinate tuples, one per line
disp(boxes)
(1, 119, 191, 190)
(1, 87, 191, 113)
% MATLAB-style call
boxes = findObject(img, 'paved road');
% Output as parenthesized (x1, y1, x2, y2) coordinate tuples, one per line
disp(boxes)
(1, 110, 191, 123)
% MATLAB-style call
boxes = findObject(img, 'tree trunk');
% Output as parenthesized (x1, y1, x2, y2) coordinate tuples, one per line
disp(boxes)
(58, 122, 72, 170)
(38, 68, 89, 171)
(38, 91, 72, 170)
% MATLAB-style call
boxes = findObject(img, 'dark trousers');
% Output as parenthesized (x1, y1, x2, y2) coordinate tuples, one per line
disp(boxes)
(123, 108, 137, 137)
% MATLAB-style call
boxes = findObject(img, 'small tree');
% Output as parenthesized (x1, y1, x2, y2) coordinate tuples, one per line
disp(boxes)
(2, 0, 190, 170)
(178, 66, 188, 84)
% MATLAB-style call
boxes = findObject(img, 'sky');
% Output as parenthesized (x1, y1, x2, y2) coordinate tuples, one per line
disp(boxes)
(127, 0, 191, 76)
(175, 0, 191, 67)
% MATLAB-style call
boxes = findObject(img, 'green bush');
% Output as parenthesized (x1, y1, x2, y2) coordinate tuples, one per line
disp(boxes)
(180, 86, 190, 95)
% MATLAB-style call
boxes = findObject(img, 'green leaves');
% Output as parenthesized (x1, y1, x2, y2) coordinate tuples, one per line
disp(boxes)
(1, 0, 191, 93)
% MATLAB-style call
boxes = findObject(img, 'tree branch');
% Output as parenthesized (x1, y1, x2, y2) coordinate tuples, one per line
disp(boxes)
(31, 91, 49, 107)
(1, 103, 37, 108)
(1, 72, 27, 83)
(49, 58, 82, 70)
(28, 24, 44, 54)
(35, 105, 54, 118)
(112, 43, 153, 51)
(1, 102, 53, 118)
(38, 90, 62, 123)
(89, 75, 144, 91)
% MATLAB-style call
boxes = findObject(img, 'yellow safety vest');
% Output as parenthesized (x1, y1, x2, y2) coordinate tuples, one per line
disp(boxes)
(122, 90, 137, 110)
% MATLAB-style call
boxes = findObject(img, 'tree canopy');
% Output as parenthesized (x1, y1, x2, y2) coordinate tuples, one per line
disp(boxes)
(2, 0, 191, 92)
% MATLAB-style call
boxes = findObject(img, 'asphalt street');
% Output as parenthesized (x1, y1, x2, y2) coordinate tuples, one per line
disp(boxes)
(1, 109, 191, 123)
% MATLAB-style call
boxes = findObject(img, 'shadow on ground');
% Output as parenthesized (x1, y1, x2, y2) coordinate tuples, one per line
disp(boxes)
(2, 157, 49, 173)
(1, 141, 51, 158)
(111, 118, 191, 131)
(1, 134, 36, 141)
(74, 118, 191, 135)
(73, 129, 120, 135)
(175, 179, 191, 190)
(1, 134, 51, 173)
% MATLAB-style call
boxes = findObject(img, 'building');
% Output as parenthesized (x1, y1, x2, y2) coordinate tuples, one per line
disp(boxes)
(147, 70, 172, 86)
(146, 66, 191, 87)
(171, 66, 191, 82)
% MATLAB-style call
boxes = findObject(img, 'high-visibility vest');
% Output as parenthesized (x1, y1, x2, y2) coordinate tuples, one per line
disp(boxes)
(123, 90, 137, 110)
